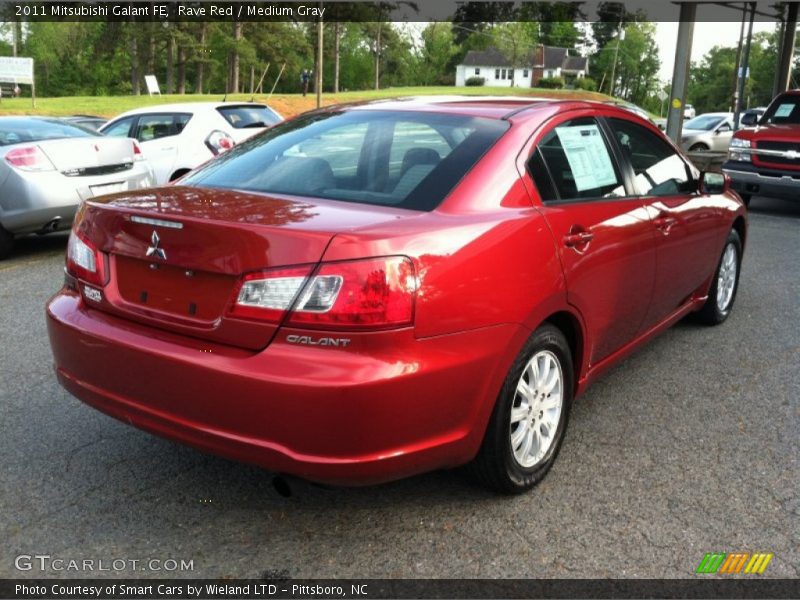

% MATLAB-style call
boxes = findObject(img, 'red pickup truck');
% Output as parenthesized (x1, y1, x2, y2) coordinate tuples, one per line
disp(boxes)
(723, 90, 800, 206)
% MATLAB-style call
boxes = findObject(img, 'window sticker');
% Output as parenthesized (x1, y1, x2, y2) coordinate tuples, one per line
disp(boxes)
(774, 103, 795, 118)
(554, 124, 618, 192)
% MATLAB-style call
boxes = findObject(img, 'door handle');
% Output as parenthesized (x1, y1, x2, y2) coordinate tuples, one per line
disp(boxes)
(564, 231, 594, 248)
(654, 214, 678, 234)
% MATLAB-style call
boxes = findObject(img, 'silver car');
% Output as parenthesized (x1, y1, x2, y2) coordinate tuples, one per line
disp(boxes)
(0, 117, 154, 258)
(680, 112, 734, 152)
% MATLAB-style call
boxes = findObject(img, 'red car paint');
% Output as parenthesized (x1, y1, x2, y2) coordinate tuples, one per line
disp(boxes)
(47, 98, 746, 485)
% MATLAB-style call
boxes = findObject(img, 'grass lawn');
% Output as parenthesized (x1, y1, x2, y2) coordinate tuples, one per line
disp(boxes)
(0, 86, 613, 120)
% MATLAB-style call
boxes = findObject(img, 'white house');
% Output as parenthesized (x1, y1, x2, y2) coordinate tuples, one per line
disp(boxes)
(455, 45, 589, 88)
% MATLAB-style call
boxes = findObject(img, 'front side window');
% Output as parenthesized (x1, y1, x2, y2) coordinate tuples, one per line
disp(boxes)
(684, 115, 725, 131)
(529, 117, 625, 203)
(608, 118, 695, 196)
(182, 110, 509, 212)
(101, 116, 136, 138)
(762, 94, 800, 124)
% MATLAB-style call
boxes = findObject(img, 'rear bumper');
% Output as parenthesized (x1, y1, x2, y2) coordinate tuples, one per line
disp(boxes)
(47, 288, 521, 485)
(722, 163, 800, 201)
(0, 164, 153, 234)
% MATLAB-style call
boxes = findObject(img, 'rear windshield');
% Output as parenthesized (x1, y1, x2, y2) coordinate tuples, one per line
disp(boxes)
(762, 95, 800, 125)
(217, 105, 282, 129)
(0, 118, 99, 146)
(183, 110, 510, 211)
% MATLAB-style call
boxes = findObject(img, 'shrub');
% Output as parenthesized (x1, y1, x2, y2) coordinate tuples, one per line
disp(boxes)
(573, 77, 597, 91)
(538, 76, 565, 89)
(465, 76, 485, 87)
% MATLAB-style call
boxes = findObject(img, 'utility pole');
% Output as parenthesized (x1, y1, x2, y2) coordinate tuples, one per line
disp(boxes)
(608, 22, 624, 97)
(316, 5, 323, 109)
(734, 2, 755, 130)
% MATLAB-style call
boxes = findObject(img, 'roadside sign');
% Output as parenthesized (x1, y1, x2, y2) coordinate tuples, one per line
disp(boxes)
(657, 90, 668, 101)
(0, 57, 33, 85)
(144, 75, 161, 96)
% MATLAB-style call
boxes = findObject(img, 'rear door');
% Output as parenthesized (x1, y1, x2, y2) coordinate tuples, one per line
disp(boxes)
(605, 116, 720, 330)
(522, 112, 656, 366)
(132, 113, 189, 183)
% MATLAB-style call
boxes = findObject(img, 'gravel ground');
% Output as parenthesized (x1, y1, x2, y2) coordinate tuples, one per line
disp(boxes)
(0, 197, 797, 580)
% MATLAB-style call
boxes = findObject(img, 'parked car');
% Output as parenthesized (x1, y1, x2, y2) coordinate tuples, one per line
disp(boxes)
(47, 98, 746, 493)
(684, 104, 696, 119)
(62, 115, 108, 131)
(680, 112, 734, 152)
(99, 102, 283, 185)
(0, 116, 153, 259)
(739, 106, 767, 127)
(723, 90, 800, 206)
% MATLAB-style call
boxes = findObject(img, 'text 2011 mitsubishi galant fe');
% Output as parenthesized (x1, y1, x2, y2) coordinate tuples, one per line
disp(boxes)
(47, 98, 747, 493)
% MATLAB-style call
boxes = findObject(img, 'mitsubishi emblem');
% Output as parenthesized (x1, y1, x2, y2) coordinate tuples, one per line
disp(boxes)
(146, 230, 167, 261)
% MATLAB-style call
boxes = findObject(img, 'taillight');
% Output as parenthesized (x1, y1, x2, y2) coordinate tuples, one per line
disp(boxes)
(5, 146, 55, 171)
(132, 141, 145, 160)
(66, 230, 106, 286)
(229, 257, 416, 330)
(205, 130, 235, 156)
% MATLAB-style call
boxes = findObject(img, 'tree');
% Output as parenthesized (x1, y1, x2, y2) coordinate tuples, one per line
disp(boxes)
(491, 22, 537, 87)
(416, 23, 457, 86)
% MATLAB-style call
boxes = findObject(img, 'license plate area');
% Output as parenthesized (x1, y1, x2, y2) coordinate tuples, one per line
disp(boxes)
(90, 182, 126, 196)
(115, 255, 235, 321)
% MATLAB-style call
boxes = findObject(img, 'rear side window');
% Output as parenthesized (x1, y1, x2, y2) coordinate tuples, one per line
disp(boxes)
(182, 110, 509, 211)
(529, 117, 625, 203)
(0, 118, 98, 146)
(607, 118, 695, 196)
(217, 105, 281, 129)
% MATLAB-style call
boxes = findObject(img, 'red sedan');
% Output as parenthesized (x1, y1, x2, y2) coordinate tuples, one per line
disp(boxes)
(46, 98, 746, 493)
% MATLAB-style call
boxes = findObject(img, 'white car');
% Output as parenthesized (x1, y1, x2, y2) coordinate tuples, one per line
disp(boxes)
(681, 112, 734, 152)
(100, 102, 282, 184)
(684, 104, 696, 119)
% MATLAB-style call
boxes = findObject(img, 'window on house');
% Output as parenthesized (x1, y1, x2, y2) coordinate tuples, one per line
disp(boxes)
(495, 69, 500, 79)
(523, 69, 529, 78)
(475, 68, 480, 75)
(508, 70, 513, 80)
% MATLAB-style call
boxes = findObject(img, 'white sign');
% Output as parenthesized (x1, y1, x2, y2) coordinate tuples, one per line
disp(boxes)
(555, 124, 618, 192)
(657, 90, 668, 101)
(774, 103, 794, 118)
(144, 75, 161, 96)
(0, 57, 34, 85)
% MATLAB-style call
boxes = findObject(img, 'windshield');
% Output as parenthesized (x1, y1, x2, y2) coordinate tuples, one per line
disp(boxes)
(762, 95, 800, 125)
(182, 110, 510, 211)
(217, 105, 282, 129)
(684, 115, 725, 131)
(0, 118, 99, 146)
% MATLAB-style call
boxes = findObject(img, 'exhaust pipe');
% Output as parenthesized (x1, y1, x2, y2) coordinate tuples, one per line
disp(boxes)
(37, 216, 62, 235)
(272, 475, 292, 498)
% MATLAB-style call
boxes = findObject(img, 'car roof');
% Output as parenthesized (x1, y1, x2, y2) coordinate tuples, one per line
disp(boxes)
(318, 95, 635, 121)
(112, 101, 270, 118)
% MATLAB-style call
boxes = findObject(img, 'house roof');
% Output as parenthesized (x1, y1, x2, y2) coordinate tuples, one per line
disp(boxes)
(461, 45, 586, 71)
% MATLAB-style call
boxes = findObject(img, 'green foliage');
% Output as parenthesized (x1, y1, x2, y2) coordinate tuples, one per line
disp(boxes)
(465, 76, 485, 86)
(591, 22, 660, 105)
(573, 77, 597, 91)
(539, 77, 565, 89)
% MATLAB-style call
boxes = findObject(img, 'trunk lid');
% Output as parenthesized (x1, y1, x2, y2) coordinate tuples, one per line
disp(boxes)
(38, 136, 137, 175)
(78, 185, 414, 350)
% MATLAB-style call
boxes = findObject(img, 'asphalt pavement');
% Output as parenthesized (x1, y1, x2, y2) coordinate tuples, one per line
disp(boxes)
(1, 197, 797, 579)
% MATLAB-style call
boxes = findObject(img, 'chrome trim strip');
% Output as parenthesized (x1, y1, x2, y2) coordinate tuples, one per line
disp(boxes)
(130, 215, 184, 229)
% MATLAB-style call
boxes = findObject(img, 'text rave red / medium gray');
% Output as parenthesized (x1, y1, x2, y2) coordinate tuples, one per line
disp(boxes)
(46, 98, 747, 493)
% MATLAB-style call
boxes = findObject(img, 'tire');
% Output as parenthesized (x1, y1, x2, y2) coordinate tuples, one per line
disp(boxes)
(0, 225, 13, 260)
(689, 143, 709, 152)
(469, 324, 574, 494)
(696, 229, 742, 325)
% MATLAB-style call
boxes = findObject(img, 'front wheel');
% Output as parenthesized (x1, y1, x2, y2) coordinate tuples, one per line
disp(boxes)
(696, 229, 742, 325)
(469, 324, 573, 494)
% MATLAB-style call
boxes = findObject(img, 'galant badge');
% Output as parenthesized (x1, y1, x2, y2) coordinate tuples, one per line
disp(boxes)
(146, 230, 167, 261)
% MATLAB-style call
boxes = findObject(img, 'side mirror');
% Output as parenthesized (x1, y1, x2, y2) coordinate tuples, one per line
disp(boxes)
(740, 114, 756, 126)
(699, 171, 729, 195)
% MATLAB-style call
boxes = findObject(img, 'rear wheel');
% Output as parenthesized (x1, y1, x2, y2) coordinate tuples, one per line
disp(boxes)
(696, 229, 742, 325)
(470, 324, 573, 494)
(0, 225, 13, 260)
